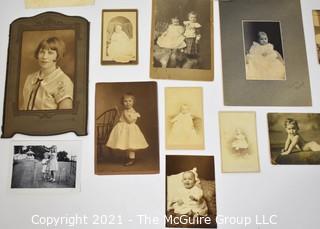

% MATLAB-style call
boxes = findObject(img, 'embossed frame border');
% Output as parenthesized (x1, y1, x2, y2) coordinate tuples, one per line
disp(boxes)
(1, 12, 89, 138)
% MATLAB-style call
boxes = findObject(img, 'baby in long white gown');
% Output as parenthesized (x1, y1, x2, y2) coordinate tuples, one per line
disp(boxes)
(157, 17, 186, 50)
(107, 24, 135, 63)
(231, 128, 249, 153)
(245, 31, 286, 80)
(168, 104, 201, 146)
(167, 168, 208, 217)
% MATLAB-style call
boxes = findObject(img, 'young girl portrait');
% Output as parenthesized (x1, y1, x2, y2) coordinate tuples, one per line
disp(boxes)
(106, 93, 148, 166)
(95, 82, 159, 174)
(18, 30, 75, 111)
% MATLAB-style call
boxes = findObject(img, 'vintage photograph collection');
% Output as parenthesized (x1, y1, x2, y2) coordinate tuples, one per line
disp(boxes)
(1, 0, 320, 228)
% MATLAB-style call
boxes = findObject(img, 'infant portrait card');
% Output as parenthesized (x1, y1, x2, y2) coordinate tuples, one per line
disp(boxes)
(219, 112, 260, 173)
(1, 12, 89, 138)
(242, 21, 286, 81)
(101, 9, 138, 65)
(9, 140, 81, 193)
(220, 0, 312, 106)
(165, 87, 204, 150)
(95, 82, 159, 175)
(312, 10, 320, 64)
(150, 0, 214, 81)
(166, 155, 217, 228)
(268, 113, 320, 165)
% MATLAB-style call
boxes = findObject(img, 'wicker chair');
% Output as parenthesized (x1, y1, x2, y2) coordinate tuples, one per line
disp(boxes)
(96, 108, 118, 157)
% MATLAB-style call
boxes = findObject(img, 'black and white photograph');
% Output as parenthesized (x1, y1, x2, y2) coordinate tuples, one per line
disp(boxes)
(150, 0, 213, 81)
(95, 82, 159, 175)
(10, 141, 80, 190)
(243, 21, 286, 80)
(19, 31, 75, 111)
(101, 9, 138, 65)
(268, 113, 320, 165)
(166, 155, 216, 228)
(313, 10, 320, 63)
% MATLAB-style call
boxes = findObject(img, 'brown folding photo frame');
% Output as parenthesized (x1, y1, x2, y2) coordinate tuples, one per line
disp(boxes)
(1, 12, 89, 138)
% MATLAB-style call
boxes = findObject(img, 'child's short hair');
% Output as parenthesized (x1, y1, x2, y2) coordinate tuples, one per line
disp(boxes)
(258, 31, 267, 39)
(34, 37, 66, 62)
(284, 118, 299, 130)
(121, 92, 136, 104)
(188, 11, 197, 18)
(171, 17, 179, 22)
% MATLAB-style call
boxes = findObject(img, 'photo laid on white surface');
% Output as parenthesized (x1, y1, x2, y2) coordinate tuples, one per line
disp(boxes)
(10, 140, 81, 191)
(166, 155, 216, 228)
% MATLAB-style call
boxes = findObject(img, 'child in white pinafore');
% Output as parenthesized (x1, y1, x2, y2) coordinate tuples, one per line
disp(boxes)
(106, 93, 149, 166)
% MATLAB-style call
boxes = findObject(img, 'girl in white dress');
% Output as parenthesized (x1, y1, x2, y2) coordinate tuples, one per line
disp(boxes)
(107, 24, 135, 63)
(245, 31, 286, 80)
(157, 17, 186, 50)
(41, 152, 50, 181)
(106, 93, 148, 166)
(48, 146, 59, 182)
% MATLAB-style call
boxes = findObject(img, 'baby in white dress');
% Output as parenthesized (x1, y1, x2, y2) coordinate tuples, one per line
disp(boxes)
(168, 169, 208, 217)
(108, 24, 135, 63)
(231, 128, 249, 153)
(157, 17, 186, 50)
(168, 104, 200, 146)
(245, 31, 286, 80)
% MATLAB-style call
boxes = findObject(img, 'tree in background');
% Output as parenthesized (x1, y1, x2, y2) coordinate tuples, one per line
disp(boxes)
(57, 151, 70, 162)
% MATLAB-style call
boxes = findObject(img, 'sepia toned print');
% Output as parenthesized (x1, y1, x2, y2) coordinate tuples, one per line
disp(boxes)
(219, 112, 260, 173)
(268, 113, 320, 165)
(166, 155, 217, 228)
(101, 10, 138, 65)
(1, 12, 89, 138)
(165, 87, 204, 150)
(313, 10, 320, 63)
(243, 21, 286, 80)
(10, 141, 81, 191)
(95, 82, 159, 174)
(150, 0, 214, 81)
(19, 32, 75, 110)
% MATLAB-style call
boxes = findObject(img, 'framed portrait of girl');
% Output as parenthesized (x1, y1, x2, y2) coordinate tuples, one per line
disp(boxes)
(1, 12, 89, 138)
